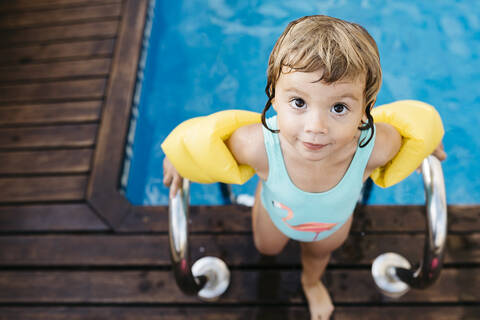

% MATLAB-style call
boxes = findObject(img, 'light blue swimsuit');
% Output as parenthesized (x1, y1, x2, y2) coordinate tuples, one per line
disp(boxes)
(260, 116, 376, 242)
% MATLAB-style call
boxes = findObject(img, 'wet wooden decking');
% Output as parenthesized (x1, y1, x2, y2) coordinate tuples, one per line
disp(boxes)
(0, 1, 479, 319)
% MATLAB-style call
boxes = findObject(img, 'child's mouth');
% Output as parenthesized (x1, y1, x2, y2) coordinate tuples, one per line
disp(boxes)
(302, 142, 327, 150)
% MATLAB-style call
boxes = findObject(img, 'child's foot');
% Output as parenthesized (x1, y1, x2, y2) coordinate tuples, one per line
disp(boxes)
(301, 276, 334, 320)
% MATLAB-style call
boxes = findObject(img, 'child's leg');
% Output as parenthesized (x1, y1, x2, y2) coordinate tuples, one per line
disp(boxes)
(300, 216, 353, 320)
(251, 181, 289, 255)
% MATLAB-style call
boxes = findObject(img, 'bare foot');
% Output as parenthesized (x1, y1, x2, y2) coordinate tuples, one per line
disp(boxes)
(301, 276, 334, 320)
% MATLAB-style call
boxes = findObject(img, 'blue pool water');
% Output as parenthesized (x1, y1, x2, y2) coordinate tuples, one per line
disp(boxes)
(122, 0, 480, 205)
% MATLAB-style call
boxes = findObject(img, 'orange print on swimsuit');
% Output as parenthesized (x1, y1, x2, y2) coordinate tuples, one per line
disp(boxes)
(272, 200, 338, 241)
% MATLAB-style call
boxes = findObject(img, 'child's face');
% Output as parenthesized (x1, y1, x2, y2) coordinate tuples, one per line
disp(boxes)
(272, 69, 367, 162)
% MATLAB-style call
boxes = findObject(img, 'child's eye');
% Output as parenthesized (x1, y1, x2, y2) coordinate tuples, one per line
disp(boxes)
(289, 98, 306, 109)
(331, 103, 348, 115)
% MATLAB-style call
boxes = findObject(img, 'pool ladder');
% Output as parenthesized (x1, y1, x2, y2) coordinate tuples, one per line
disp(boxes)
(168, 179, 230, 301)
(168, 155, 447, 300)
(371, 155, 448, 298)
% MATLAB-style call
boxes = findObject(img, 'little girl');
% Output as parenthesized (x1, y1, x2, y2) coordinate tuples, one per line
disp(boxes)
(163, 15, 446, 320)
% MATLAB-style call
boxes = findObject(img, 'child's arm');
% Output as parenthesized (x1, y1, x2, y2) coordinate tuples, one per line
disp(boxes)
(161, 110, 261, 186)
(226, 123, 268, 180)
(161, 110, 263, 197)
(365, 122, 402, 176)
(163, 122, 267, 198)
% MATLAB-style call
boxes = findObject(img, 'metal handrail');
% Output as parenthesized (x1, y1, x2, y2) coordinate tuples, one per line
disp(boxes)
(169, 179, 230, 301)
(372, 155, 448, 298)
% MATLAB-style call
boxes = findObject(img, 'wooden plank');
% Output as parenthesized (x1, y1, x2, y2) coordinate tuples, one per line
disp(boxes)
(0, 176, 87, 202)
(0, 1, 121, 13)
(120, 205, 480, 233)
(0, 79, 106, 103)
(0, 101, 102, 125)
(445, 205, 480, 232)
(354, 204, 480, 233)
(0, 306, 478, 320)
(0, 204, 108, 231)
(337, 306, 480, 320)
(87, 0, 148, 229)
(0, 235, 171, 266)
(0, 124, 97, 149)
(0, 269, 477, 303)
(0, 149, 92, 174)
(0, 4, 122, 30)
(0, 233, 477, 266)
(0, 21, 118, 46)
(0, 58, 111, 82)
(0, 40, 115, 65)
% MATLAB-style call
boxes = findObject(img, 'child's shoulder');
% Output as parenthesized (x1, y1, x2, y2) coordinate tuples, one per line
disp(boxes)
(226, 123, 268, 178)
(367, 122, 402, 171)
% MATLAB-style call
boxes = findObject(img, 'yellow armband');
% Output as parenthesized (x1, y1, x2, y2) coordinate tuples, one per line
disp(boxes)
(161, 110, 261, 184)
(370, 100, 444, 188)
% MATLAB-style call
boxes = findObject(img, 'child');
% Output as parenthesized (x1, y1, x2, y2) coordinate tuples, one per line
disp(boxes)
(163, 15, 446, 320)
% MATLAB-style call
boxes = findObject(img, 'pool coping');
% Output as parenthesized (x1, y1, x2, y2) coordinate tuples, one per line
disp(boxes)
(86, 0, 165, 229)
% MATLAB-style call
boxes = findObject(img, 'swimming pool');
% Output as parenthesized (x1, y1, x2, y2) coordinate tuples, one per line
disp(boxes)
(122, 0, 480, 206)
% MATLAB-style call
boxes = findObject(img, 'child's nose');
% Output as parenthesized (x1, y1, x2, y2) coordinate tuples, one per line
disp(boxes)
(305, 115, 328, 134)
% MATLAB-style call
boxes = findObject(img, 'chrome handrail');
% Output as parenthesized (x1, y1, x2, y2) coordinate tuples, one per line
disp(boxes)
(372, 155, 448, 298)
(169, 179, 230, 301)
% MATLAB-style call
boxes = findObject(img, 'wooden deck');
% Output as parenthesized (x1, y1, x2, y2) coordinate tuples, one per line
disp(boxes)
(0, 1, 479, 319)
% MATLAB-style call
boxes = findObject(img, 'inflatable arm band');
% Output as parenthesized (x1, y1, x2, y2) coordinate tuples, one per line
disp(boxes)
(370, 100, 444, 188)
(161, 100, 444, 187)
(161, 110, 261, 184)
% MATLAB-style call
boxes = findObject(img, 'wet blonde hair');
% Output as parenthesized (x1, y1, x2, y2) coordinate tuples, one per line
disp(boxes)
(262, 15, 382, 147)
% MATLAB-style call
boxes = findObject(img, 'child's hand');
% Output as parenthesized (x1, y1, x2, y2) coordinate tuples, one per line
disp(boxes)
(432, 141, 447, 161)
(163, 156, 183, 199)
(416, 141, 447, 172)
